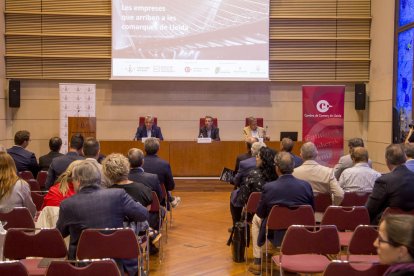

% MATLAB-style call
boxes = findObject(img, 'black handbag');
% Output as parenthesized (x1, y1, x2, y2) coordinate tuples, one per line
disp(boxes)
(227, 221, 249, 263)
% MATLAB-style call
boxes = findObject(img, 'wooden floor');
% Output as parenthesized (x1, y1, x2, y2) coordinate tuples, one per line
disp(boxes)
(149, 190, 252, 276)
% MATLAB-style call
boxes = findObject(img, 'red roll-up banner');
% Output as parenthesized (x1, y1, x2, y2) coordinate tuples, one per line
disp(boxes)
(302, 85, 345, 166)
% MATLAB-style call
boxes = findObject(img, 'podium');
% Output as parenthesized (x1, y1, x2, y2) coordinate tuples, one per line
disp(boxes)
(68, 117, 96, 149)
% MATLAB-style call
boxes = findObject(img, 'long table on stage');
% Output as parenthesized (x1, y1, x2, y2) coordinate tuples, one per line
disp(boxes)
(100, 141, 302, 177)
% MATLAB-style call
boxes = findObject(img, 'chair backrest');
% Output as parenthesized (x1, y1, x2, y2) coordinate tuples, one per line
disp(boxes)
(245, 117, 263, 127)
(0, 260, 29, 276)
(314, 192, 333, 213)
(245, 192, 262, 214)
(267, 205, 315, 231)
(18, 171, 35, 181)
(4, 228, 67, 259)
(347, 225, 378, 255)
(323, 260, 389, 276)
(139, 116, 157, 127)
(199, 118, 218, 128)
(321, 206, 370, 231)
(27, 179, 40, 191)
(0, 207, 35, 230)
(160, 183, 167, 201)
(382, 207, 414, 218)
(76, 228, 138, 260)
(150, 191, 161, 212)
(36, 171, 48, 189)
(340, 192, 370, 207)
(46, 259, 121, 276)
(281, 225, 340, 255)
(31, 191, 45, 211)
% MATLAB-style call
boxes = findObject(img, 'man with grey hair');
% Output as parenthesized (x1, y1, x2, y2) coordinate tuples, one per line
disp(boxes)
(366, 144, 414, 224)
(233, 141, 266, 187)
(143, 137, 180, 207)
(135, 115, 164, 140)
(334, 137, 372, 180)
(293, 142, 344, 205)
(404, 143, 414, 172)
(56, 160, 148, 275)
(243, 117, 268, 141)
(280, 137, 303, 168)
(248, 152, 314, 274)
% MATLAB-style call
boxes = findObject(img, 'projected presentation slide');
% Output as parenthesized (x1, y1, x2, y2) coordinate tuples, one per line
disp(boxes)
(111, 0, 270, 81)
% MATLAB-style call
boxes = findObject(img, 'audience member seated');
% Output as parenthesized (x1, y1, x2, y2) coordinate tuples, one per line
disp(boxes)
(56, 160, 148, 275)
(249, 152, 314, 275)
(366, 144, 414, 224)
(128, 148, 162, 201)
(135, 115, 164, 141)
(7, 130, 39, 178)
(375, 214, 414, 275)
(230, 147, 278, 225)
(82, 137, 110, 187)
(338, 147, 381, 192)
(234, 137, 258, 174)
(198, 115, 220, 141)
(142, 138, 181, 208)
(243, 116, 269, 141)
(39, 137, 64, 171)
(45, 134, 85, 190)
(404, 143, 414, 172)
(334, 137, 372, 180)
(293, 142, 344, 205)
(233, 141, 266, 187)
(42, 160, 82, 209)
(0, 152, 36, 217)
(280, 137, 303, 168)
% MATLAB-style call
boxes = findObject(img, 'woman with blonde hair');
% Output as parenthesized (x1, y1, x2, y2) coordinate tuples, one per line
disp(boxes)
(42, 160, 83, 209)
(0, 152, 36, 217)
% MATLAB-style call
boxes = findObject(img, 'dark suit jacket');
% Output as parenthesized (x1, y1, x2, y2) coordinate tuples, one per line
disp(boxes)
(128, 167, 163, 201)
(142, 155, 175, 191)
(256, 174, 314, 246)
(366, 165, 414, 224)
(39, 151, 64, 171)
(234, 152, 252, 173)
(233, 157, 256, 187)
(198, 126, 220, 141)
(45, 152, 85, 189)
(135, 125, 164, 140)
(290, 153, 303, 168)
(7, 146, 39, 177)
(56, 185, 148, 259)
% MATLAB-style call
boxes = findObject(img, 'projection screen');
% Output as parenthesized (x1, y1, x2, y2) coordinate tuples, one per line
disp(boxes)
(111, 0, 270, 81)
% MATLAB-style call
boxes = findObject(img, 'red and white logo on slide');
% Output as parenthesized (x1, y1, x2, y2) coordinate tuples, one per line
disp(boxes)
(185, 67, 191, 73)
(316, 100, 332, 113)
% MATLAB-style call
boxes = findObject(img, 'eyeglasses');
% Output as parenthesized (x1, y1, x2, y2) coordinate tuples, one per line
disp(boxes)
(377, 235, 397, 246)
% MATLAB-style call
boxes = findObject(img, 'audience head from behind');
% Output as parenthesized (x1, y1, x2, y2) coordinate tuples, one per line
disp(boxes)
(14, 130, 31, 148)
(351, 147, 369, 164)
(49, 137, 62, 153)
(247, 116, 258, 131)
(385, 143, 407, 171)
(375, 214, 414, 268)
(102, 153, 130, 184)
(204, 115, 214, 130)
(71, 160, 101, 192)
(300, 142, 318, 161)
(144, 137, 160, 156)
(127, 148, 144, 169)
(0, 152, 19, 199)
(348, 137, 364, 153)
(275, 151, 295, 175)
(251, 141, 266, 157)
(82, 137, 100, 159)
(144, 115, 155, 130)
(404, 143, 414, 160)
(55, 160, 83, 196)
(69, 133, 84, 153)
(280, 137, 295, 153)
(245, 137, 259, 151)
(256, 147, 278, 179)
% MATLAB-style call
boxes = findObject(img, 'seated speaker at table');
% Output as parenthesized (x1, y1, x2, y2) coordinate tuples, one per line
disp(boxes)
(243, 116, 269, 141)
(135, 115, 164, 141)
(198, 116, 220, 141)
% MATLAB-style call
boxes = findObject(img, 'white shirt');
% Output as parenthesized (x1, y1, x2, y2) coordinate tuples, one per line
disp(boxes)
(338, 162, 381, 192)
(146, 129, 152, 137)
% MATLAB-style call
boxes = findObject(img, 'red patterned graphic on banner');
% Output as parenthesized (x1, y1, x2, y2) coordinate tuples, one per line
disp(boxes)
(302, 85, 345, 166)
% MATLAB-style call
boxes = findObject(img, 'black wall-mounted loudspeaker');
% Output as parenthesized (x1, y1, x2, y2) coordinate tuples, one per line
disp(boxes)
(9, 79, 20, 108)
(355, 83, 366, 110)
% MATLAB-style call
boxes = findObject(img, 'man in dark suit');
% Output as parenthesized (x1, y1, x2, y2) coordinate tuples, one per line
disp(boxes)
(280, 137, 303, 168)
(45, 134, 85, 189)
(142, 138, 181, 207)
(56, 160, 148, 275)
(249, 152, 314, 274)
(198, 115, 220, 141)
(7, 130, 39, 177)
(366, 143, 414, 224)
(38, 137, 64, 171)
(135, 115, 164, 140)
(233, 141, 266, 187)
(234, 137, 257, 174)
